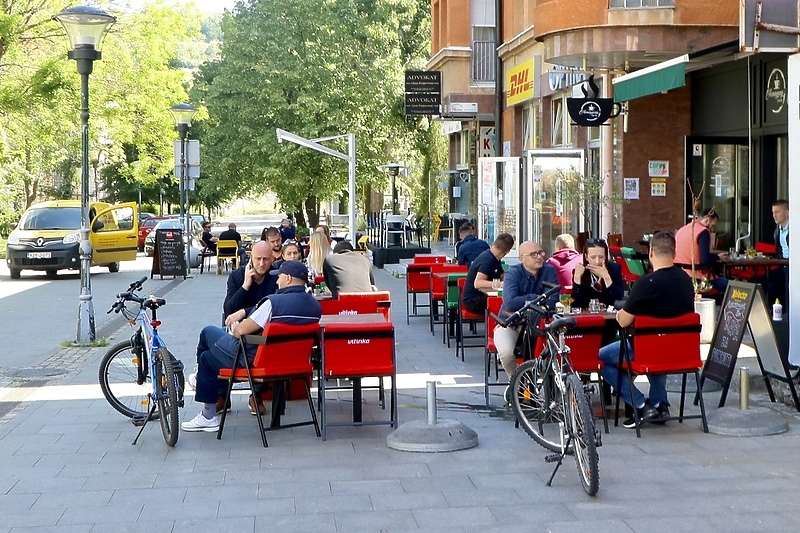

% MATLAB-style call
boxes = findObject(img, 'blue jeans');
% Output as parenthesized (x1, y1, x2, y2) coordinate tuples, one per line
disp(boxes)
(599, 339, 668, 409)
(194, 325, 241, 404)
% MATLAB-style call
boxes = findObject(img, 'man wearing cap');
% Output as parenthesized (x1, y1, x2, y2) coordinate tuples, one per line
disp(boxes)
(182, 260, 322, 433)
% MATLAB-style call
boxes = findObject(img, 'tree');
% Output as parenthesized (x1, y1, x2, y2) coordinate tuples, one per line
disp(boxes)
(192, 0, 434, 226)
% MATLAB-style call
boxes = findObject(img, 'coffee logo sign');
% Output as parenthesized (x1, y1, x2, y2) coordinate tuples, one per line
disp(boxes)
(765, 68, 786, 114)
(566, 75, 621, 127)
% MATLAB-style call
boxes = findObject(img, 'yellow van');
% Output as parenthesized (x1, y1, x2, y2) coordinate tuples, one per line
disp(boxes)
(5, 200, 139, 279)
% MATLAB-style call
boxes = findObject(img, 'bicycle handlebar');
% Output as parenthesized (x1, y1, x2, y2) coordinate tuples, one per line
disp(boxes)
(492, 282, 561, 329)
(107, 278, 166, 314)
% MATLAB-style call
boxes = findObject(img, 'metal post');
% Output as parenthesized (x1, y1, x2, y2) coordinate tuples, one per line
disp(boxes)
(739, 367, 750, 410)
(76, 54, 95, 344)
(176, 127, 189, 274)
(426, 381, 438, 425)
(348, 133, 356, 242)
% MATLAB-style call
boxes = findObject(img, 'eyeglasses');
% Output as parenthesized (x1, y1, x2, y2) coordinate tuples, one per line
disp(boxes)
(523, 250, 546, 258)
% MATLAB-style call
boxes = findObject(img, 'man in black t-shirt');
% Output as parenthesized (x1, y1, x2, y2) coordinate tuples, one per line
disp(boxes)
(462, 233, 515, 314)
(599, 231, 694, 428)
(218, 223, 247, 266)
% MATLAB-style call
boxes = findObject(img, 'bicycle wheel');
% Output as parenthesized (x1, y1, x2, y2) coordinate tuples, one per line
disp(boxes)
(566, 373, 599, 496)
(510, 356, 568, 453)
(99, 339, 151, 418)
(154, 348, 180, 447)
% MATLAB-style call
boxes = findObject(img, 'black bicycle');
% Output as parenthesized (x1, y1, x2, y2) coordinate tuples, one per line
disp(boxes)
(99, 277, 185, 446)
(497, 285, 600, 495)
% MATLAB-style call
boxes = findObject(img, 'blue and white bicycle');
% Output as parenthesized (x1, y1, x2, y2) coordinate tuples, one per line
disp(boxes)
(99, 277, 184, 446)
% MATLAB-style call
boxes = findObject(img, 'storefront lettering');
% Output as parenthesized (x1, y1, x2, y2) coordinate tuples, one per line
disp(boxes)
(549, 65, 586, 92)
(765, 68, 786, 114)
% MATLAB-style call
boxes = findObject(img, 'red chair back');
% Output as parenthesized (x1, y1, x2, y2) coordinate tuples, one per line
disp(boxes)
(413, 254, 448, 264)
(609, 245, 639, 284)
(322, 321, 395, 376)
(407, 264, 434, 293)
(755, 242, 776, 255)
(429, 264, 468, 299)
(563, 314, 606, 373)
(337, 291, 391, 321)
(457, 277, 484, 320)
(630, 313, 702, 373)
(319, 299, 379, 316)
(250, 322, 320, 377)
(486, 295, 503, 352)
(314, 274, 325, 285)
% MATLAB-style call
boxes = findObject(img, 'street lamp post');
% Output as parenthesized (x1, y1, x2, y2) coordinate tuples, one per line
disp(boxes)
(380, 163, 402, 215)
(53, 5, 116, 344)
(169, 103, 197, 274)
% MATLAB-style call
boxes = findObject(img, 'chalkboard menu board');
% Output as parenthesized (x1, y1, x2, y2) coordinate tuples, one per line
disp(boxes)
(151, 228, 186, 279)
(701, 281, 799, 410)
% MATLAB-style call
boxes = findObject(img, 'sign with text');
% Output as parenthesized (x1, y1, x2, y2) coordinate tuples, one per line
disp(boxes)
(405, 70, 441, 115)
(506, 57, 541, 106)
(151, 228, 186, 279)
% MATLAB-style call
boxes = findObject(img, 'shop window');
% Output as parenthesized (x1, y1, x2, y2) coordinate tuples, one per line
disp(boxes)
(523, 105, 540, 150)
(551, 96, 571, 147)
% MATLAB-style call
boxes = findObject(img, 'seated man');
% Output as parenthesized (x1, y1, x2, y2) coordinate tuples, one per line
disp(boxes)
(201, 222, 217, 254)
(182, 260, 322, 433)
(323, 240, 375, 298)
(279, 217, 296, 243)
(217, 222, 248, 266)
(462, 233, 515, 315)
(598, 231, 695, 428)
(546, 233, 582, 289)
(493, 241, 559, 379)
(674, 207, 728, 292)
(261, 226, 284, 262)
(456, 222, 489, 267)
(222, 241, 278, 319)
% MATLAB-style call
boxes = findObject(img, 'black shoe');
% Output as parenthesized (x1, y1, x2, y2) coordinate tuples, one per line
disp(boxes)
(622, 402, 658, 429)
(651, 403, 670, 425)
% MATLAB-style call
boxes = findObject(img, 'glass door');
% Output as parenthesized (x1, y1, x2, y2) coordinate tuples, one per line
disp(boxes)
(686, 138, 749, 251)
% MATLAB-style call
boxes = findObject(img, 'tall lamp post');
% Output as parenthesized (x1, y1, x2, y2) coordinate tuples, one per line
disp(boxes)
(169, 103, 197, 274)
(380, 163, 402, 215)
(53, 5, 116, 344)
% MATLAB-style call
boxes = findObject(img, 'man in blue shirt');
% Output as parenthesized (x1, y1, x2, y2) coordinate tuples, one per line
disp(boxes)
(462, 233, 515, 315)
(493, 241, 559, 380)
(456, 222, 489, 267)
(770, 199, 789, 307)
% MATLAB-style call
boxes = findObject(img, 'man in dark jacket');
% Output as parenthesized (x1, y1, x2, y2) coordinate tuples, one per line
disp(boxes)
(456, 222, 489, 267)
(223, 241, 277, 319)
(182, 260, 321, 433)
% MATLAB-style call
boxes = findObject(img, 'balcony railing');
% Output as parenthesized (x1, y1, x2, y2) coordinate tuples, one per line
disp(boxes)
(472, 40, 496, 83)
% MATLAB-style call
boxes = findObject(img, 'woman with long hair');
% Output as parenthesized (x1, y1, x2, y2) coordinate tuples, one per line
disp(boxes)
(571, 238, 625, 309)
(306, 231, 332, 275)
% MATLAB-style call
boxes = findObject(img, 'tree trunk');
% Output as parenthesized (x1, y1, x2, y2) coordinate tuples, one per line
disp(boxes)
(293, 204, 306, 229)
(304, 195, 319, 228)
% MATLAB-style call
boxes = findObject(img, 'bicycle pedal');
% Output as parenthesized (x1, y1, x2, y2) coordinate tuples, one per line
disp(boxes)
(544, 454, 561, 463)
(131, 414, 147, 427)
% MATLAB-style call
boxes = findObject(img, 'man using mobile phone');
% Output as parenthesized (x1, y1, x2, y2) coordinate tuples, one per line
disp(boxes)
(223, 240, 278, 322)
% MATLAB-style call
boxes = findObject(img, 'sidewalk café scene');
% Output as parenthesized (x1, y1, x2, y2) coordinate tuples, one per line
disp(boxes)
(2, 0, 800, 529)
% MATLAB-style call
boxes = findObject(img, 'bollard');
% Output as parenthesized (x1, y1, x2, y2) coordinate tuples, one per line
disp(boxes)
(426, 381, 437, 425)
(739, 367, 750, 410)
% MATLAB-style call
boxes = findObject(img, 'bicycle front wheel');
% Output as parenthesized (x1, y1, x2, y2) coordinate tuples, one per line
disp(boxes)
(99, 339, 151, 418)
(154, 348, 180, 447)
(510, 356, 568, 453)
(566, 373, 599, 496)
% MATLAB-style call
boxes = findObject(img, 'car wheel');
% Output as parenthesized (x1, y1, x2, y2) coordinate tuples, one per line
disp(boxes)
(9, 268, 21, 279)
(108, 262, 120, 273)
(46, 269, 58, 279)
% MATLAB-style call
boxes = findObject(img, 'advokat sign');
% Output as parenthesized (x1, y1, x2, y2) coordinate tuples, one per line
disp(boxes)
(405, 71, 441, 115)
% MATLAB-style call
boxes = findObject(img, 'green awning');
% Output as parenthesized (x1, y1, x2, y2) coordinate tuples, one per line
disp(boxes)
(613, 55, 689, 102)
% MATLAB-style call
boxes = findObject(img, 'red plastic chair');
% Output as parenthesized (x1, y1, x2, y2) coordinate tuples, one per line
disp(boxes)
(319, 321, 397, 440)
(484, 295, 505, 406)
(337, 291, 391, 321)
(412, 254, 448, 264)
(609, 245, 639, 288)
(428, 263, 468, 335)
(217, 322, 321, 447)
(563, 314, 609, 432)
(617, 312, 708, 436)
(456, 277, 485, 361)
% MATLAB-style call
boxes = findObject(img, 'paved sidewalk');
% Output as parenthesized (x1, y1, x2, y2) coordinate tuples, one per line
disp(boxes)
(1, 254, 799, 532)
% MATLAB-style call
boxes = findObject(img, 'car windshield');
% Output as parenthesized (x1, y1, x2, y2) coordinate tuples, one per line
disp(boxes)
(18, 207, 81, 230)
(143, 218, 166, 228)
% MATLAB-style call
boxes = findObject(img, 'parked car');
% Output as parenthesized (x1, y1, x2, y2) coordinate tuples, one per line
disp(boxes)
(5, 200, 138, 279)
(138, 215, 177, 251)
(138, 212, 155, 225)
(144, 217, 204, 258)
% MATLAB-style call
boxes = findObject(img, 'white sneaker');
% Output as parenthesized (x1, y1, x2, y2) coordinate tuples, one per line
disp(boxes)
(181, 412, 220, 432)
(186, 372, 197, 390)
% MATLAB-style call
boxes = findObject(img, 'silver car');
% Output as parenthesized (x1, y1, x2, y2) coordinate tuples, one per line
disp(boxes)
(144, 217, 204, 257)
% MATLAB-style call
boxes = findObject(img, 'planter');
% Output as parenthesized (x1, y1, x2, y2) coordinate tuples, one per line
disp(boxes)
(694, 297, 716, 343)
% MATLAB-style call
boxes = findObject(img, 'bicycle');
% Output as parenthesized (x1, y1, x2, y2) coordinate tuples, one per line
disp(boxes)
(99, 276, 185, 446)
(498, 286, 600, 496)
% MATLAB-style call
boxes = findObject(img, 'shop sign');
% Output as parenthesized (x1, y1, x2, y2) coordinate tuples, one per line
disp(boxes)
(765, 67, 786, 114)
(566, 75, 621, 126)
(506, 57, 541, 106)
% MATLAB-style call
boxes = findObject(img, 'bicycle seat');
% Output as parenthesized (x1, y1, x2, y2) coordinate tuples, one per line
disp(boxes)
(142, 297, 167, 309)
(546, 316, 576, 333)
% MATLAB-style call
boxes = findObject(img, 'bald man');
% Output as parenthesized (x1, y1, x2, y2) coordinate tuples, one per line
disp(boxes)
(222, 240, 278, 319)
(493, 241, 559, 380)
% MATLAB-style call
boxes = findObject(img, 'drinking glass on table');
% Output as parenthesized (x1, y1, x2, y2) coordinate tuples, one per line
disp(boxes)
(491, 278, 502, 290)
